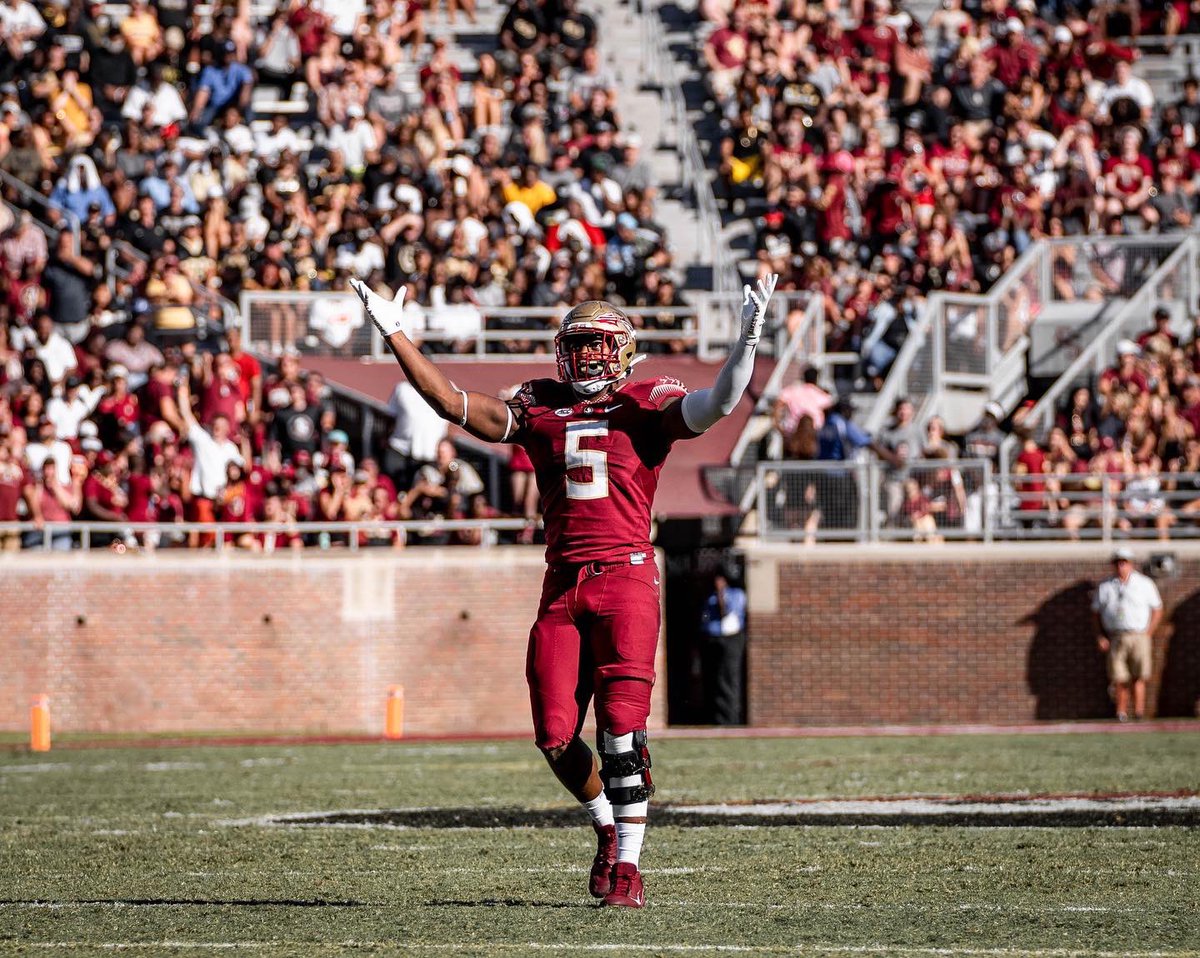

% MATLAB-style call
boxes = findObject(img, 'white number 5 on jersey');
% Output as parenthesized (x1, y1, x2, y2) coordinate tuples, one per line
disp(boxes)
(564, 421, 609, 500)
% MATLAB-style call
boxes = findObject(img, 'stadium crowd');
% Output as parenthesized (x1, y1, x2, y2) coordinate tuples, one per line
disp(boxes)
(699, 0, 1200, 388)
(1004, 305, 1200, 540)
(0, 0, 682, 548)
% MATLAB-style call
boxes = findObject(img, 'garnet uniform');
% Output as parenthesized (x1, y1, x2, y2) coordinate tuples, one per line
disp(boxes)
(349, 273, 779, 909)
(509, 375, 692, 749)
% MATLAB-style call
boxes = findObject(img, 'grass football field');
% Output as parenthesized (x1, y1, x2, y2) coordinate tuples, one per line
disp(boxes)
(1, 731, 1198, 957)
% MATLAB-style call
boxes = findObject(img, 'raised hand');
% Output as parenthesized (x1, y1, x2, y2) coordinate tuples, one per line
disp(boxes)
(740, 273, 779, 346)
(350, 278, 409, 338)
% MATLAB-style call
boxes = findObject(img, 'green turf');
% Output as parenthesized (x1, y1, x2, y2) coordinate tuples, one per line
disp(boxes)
(1, 734, 1198, 956)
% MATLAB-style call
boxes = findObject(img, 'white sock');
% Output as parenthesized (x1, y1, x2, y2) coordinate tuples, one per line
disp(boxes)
(584, 792, 615, 829)
(615, 816, 646, 866)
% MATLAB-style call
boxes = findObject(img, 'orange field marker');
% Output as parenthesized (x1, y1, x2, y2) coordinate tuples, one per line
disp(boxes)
(30, 694, 50, 752)
(385, 685, 405, 740)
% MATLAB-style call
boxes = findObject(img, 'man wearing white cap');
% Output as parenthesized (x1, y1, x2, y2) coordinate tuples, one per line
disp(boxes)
(1091, 549, 1162, 721)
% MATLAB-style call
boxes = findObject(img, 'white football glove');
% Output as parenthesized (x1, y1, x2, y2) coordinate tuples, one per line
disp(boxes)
(740, 273, 778, 347)
(350, 278, 408, 338)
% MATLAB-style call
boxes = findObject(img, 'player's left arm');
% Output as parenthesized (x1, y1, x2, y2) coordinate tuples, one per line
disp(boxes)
(662, 274, 778, 438)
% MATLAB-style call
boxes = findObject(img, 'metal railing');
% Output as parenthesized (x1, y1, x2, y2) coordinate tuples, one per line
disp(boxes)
(755, 460, 1200, 544)
(756, 458, 993, 543)
(0, 518, 539, 552)
(239, 290, 712, 360)
(0, 168, 79, 253)
(865, 235, 1194, 436)
(994, 471, 1200, 542)
(997, 236, 1200, 475)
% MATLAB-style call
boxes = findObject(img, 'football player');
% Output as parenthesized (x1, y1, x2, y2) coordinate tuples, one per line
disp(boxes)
(351, 274, 778, 908)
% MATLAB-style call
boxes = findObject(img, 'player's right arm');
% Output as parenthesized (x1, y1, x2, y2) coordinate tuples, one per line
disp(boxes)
(350, 280, 518, 444)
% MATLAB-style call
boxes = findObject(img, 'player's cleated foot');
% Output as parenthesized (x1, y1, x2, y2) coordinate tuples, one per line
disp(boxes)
(602, 862, 645, 908)
(589, 823, 618, 898)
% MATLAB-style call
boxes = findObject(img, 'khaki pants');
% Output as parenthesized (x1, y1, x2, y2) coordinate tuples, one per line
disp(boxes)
(1107, 631, 1152, 684)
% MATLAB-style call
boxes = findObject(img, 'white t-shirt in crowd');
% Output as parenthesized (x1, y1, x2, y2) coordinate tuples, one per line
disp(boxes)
(255, 125, 305, 163)
(25, 439, 72, 486)
(1097, 76, 1155, 116)
(187, 426, 244, 500)
(34, 332, 79, 383)
(327, 119, 377, 172)
(0, 1, 45, 53)
(1092, 570, 1162, 634)
(416, 460, 484, 498)
(313, 0, 365, 36)
(46, 386, 104, 440)
(121, 83, 188, 127)
(387, 380, 447, 463)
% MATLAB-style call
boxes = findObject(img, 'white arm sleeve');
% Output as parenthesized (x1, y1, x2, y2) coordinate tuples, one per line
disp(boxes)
(679, 336, 758, 435)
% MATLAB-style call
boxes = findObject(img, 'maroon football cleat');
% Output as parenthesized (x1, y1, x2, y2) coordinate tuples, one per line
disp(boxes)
(602, 861, 645, 908)
(589, 824, 619, 897)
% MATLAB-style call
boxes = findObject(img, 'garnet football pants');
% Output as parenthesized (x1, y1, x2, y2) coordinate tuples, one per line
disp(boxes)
(527, 561, 659, 750)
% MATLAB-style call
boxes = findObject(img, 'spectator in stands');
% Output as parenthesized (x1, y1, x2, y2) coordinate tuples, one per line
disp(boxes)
(385, 378, 448, 491)
(769, 366, 832, 461)
(813, 398, 898, 533)
(964, 402, 1008, 468)
(104, 324, 163, 388)
(25, 312, 77, 386)
(190, 41, 253, 128)
(32, 454, 83, 550)
(878, 397, 922, 523)
(176, 377, 246, 545)
(0, 434, 39, 549)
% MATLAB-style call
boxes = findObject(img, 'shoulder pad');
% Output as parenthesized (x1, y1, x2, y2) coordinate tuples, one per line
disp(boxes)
(621, 376, 690, 410)
(510, 378, 568, 414)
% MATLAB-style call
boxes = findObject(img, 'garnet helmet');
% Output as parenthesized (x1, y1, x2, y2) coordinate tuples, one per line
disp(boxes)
(554, 301, 638, 396)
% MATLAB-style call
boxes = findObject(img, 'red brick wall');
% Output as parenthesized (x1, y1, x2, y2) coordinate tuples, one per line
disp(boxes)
(0, 550, 668, 737)
(745, 543, 1200, 725)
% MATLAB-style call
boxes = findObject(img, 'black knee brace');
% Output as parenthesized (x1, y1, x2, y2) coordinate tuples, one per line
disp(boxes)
(599, 729, 655, 805)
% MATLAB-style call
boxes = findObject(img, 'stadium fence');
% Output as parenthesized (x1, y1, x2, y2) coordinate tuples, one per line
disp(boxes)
(755, 461, 1200, 544)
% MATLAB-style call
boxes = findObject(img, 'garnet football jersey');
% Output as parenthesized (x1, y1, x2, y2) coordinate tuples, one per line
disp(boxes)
(510, 376, 693, 564)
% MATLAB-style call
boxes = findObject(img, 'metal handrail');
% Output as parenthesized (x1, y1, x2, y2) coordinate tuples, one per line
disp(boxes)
(0, 168, 80, 254)
(0, 517, 541, 552)
(996, 470, 1200, 542)
(754, 457, 994, 543)
(996, 235, 1199, 479)
(864, 235, 1192, 437)
(240, 291, 717, 360)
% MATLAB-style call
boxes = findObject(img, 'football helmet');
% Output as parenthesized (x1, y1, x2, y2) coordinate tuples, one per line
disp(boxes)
(555, 301, 638, 397)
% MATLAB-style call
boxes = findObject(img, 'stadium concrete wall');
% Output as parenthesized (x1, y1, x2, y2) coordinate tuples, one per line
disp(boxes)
(745, 543, 1200, 724)
(0, 550, 668, 738)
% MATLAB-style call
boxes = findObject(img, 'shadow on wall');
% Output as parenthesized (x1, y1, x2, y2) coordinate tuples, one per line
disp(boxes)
(1159, 590, 1200, 718)
(1024, 581, 1112, 721)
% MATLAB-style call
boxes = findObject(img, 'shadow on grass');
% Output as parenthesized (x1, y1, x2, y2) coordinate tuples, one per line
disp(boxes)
(425, 898, 593, 909)
(274, 804, 1200, 829)
(0, 898, 366, 908)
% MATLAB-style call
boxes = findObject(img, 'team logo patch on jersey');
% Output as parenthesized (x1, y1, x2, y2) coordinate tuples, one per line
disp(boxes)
(554, 408, 574, 417)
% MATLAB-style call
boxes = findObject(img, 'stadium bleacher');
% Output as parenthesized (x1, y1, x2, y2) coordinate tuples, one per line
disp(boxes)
(0, 0, 698, 549)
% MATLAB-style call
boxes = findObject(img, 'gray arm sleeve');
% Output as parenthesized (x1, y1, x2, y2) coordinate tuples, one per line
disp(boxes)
(679, 336, 758, 435)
